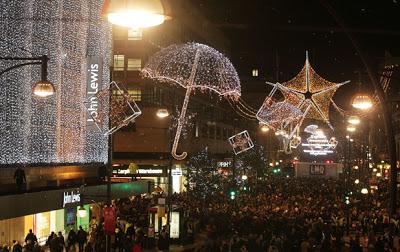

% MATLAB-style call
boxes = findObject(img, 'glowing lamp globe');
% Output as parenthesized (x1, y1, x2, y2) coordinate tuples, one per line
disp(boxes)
(241, 175, 248, 180)
(346, 125, 356, 132)
(361, 188, 369, 194)
(354, 179, 360, 184)
(352, 94, 373, 110)
(156, 108, 169, 118)
(348, 116, 360, 125)
(106, 0, 170, 28)
(77, 206, 87, 218)
(260, 124, 270, 133)
(33, 81, 55, 98)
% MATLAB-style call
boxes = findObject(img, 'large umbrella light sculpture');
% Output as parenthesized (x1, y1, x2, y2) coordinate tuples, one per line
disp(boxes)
(142, 43, 241, 160)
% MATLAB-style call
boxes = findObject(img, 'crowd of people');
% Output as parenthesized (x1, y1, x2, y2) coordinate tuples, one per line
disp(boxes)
(3, 175, 400, 252)
(171, 176, 399, 251)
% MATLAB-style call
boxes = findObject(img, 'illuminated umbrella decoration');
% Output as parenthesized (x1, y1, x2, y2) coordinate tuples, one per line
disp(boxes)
(142, 43, 241, 160)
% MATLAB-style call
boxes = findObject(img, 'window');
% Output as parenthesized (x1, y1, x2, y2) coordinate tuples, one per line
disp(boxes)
(127, 89, 142, 101)
(252, 69, 259, 77)
(113, 55, 125, 71)
(216, 126, 222, 140)
(128, 28, 142, 40)
(208, 125, 215, 139)
(223, 128, 228, 139)
(113, 27, 127, 40)
(112, 88, 141, 101)
(127, 59, 142, 71)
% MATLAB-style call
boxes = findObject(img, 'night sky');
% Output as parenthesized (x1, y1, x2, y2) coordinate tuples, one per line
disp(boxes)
(190, 0, 400, 109)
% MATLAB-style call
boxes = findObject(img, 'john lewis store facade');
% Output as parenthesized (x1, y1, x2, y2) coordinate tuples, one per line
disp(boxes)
(0, 181, 151, 245)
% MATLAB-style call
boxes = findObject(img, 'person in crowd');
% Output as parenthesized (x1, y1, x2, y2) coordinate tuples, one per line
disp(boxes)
(76, 226, 87, 252)
(1, 245, 9, 252)
(13, 167, 26, 192)
(24, 230, 37, 247)
(10, 240, 22, 252)
(157, 228, 169, 252)
(57, 232, 65, 251)
(67, 229, 77, 252)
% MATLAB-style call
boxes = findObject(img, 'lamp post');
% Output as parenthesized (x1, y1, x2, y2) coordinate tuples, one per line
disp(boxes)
(345, 122, 356, 235)
(319, 0, 398, 216)
(102, 1, 171, 251)
(156, 108, 173, 244)
(0, 55, 55, 97)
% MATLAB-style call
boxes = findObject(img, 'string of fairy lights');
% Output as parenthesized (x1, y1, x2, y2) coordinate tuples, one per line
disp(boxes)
(0, 0, 110, 165)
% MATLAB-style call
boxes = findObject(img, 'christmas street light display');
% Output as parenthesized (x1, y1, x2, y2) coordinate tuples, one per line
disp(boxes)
(302, 125, 338, 156)
(228, 130, 254, 155)
(84, 81, 141, 136)
(0, 0, 111, 164)
(256, 51, 348, 154)
(142, 43, 241, 160)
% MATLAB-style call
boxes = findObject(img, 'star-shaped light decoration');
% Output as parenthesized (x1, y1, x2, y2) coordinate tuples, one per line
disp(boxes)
(280, 51, 350, 129)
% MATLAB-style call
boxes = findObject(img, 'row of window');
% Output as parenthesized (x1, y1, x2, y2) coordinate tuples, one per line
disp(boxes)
(113, 55, 142, 71)
(112, 89, 142, 101)
(200, 124, 233, 140)
(113, 27, 143, 41)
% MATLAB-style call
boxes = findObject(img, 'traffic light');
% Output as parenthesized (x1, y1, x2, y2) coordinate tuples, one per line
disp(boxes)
(273, 168, 281, 174)
(345, 195, 350, 205)
(230, 190, 236, 200)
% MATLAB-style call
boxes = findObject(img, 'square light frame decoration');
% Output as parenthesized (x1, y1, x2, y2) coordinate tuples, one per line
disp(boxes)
(228, 130, 254, 155)
(84, 81, 142, 136)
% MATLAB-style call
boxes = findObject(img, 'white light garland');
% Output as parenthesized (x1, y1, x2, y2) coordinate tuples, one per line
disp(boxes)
(142, 42, 241, 160)
(0, 0, 111, 164)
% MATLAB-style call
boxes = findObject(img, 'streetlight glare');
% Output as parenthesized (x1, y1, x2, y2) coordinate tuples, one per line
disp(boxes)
(352, 94, 373, 110)
(106, 0, 170, 28)
(348, 116, 360, 125)
(156, 108, 169, 118)
(361, 188, 369, 194)
(32, 81, 55, 98)
(260, 124, 270, 133)
(108, 12, 165, 28)
(354, 179, 359, 184)
(77, 206, 87, 218)
(346, 125, 356, 132)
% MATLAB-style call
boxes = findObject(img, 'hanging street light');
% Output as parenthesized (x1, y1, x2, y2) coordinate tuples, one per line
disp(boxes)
(348, 116, 361, 125)
(260, 124, 270, 133)
(1, 55, 55, 98)
(104, 0, 171, 28)
(346, 125, 356, 132)
(156, 108, 169, 118)
(77, 206, 87, 218)
(351, 94, 373, 110)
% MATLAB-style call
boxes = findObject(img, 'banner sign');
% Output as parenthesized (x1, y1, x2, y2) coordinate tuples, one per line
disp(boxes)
(63, 190, 81, 208)
(309, 164, 326, 175)
(104, 207, 116, 235)
(86, 56, 103, 128)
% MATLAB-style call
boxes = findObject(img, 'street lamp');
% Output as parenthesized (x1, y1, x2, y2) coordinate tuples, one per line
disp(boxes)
(348, 116, 360, 125)
(103, 3, 171, 251)
(155, 108, 173, 237)
(241, 174, 248, 181)
(105, 0, 171, 28)
(354, 179, 360, 184)
(0, 55, 55, 98)
(346, 125, 356, 132)
(77, 206, 87, 218)
(352, 94, 373, 110)
(156, 108, 170, 118)
(361, 188, 369, 194)
(260, 124, 270, 133)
